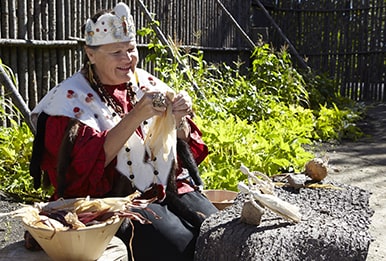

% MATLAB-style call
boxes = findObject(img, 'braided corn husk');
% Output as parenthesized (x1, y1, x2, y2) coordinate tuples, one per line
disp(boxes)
(144, 90, 176, 161)
(238, 181, 301, 223)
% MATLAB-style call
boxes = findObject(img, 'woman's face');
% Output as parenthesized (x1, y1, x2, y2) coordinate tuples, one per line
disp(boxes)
(85, 41, 139, 85)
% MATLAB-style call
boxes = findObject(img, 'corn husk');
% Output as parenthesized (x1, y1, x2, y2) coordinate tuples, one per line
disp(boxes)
(240, 164, 275, 195)
(238, 181, 301, 223)
(144, 90, 177, 161)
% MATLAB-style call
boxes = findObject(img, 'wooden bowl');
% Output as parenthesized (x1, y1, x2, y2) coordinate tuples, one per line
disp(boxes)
(203, 189, 238, 210)
(23, 214, 123, 261)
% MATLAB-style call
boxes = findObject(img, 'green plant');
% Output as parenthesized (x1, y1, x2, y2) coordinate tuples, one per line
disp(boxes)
(136, 25, 363, 190)
(0, 60, 52, 202)
(249, 43, 309, 107)
(315, 103, 364, 141)
(196, 100, 315, 191)
(0, 102, 52, 202)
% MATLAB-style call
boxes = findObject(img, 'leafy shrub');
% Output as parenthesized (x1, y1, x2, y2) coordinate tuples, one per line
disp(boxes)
(0, 101, 51, 202)
(196, 100, 315, 191)
(0, 61, 52, 202)
(138, 26, 364, 190)
(315, 103, 364, 141)
(248, 43, 309, 107)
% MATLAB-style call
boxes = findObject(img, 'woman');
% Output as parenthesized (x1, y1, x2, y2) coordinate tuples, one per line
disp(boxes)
(29, 2, 217, 260)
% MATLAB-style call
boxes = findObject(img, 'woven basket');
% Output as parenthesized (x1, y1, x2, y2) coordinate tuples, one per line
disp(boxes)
(23, 213, 123, 261)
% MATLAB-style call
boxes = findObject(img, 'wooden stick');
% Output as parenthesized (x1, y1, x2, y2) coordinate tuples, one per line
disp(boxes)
(0, 65, 33, 132)
(216, 0, 256, 49)
(136, 0, 203, 97)
(254, 0, 309, 70)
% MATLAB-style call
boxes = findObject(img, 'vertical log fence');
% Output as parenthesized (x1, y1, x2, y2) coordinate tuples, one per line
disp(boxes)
(0, 0, 385, 120)
(265, 0, 386, 101)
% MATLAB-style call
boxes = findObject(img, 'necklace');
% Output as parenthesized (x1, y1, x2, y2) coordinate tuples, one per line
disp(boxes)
(85, 64, 138, 117)
(85, 64, 168, 199)
(124, 141, 167, 200)
(97, 82, 137, 117)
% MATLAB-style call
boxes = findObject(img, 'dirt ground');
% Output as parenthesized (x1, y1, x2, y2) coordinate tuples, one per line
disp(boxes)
(320, 103, 386, 261)
(1, 103, 385, 260)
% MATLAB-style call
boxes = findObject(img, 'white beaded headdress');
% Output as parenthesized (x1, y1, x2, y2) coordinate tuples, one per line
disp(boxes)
(84, 2, 136, 46)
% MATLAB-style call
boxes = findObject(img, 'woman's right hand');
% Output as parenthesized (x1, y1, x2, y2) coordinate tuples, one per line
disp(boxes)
(130, 91, 168, 121)
(104, 90, 170, 166)
(104, 90, 167, 166)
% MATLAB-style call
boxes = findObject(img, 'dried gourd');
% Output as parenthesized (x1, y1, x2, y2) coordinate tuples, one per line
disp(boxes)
(240, 199, 265, 226)
(305, 158, 328, 182)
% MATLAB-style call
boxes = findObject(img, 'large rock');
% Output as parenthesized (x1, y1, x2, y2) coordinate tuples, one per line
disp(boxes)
(195, 183, 373, 261)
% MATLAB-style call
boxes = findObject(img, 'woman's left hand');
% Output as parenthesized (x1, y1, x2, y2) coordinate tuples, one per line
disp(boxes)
(172, 91, 192, 140)
(172, 90, 192, 118)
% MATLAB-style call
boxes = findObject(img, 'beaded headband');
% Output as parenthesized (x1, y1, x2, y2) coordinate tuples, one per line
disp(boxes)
(84, 2, 136, 46)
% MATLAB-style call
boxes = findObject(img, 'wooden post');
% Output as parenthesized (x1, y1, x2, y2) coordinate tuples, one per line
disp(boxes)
(136, 0, 203, 97)
(216, 0, 256, 49)
(0, 65, 34, 132)
(254, 0, 309, 70)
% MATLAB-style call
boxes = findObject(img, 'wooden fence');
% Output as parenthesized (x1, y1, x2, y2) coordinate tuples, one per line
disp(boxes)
(263, 0, 386, 101)
(0, 0, 385, 115)
(0, 0, 252, 111)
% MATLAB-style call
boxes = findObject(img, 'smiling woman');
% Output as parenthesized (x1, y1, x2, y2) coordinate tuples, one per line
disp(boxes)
(27, 2, 217, 261)
(84, 42, 139, 85)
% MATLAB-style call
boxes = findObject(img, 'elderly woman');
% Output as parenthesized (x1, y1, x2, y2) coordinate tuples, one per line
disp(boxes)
(29, 2, 217, 260)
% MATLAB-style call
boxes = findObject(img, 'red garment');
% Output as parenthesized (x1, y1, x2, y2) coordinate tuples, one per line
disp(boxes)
(41, 84, 208, 199)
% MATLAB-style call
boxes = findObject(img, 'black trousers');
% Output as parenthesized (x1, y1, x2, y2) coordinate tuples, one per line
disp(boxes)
(116, 190, 218, 261)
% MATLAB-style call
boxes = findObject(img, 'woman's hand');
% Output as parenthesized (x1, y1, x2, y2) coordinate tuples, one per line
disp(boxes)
(172, 90, 192, 140)
(104, 90, 168, 166)
(131, 91, 168, 121)
(172, 90, 192, 120)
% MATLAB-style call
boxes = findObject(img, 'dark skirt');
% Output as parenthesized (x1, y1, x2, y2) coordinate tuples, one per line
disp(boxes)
(116, 190, 218, 261)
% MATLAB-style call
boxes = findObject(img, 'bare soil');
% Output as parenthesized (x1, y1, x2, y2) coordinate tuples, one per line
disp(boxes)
(0, 103, 385, 260)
